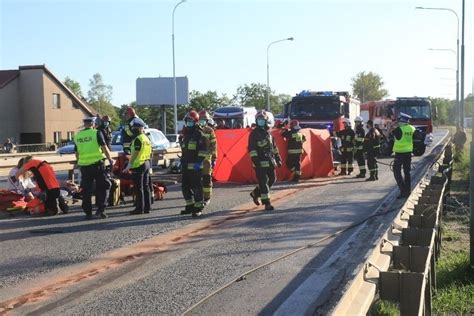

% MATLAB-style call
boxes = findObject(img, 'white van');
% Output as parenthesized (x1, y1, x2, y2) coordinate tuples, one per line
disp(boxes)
(213, 106, 257, 128)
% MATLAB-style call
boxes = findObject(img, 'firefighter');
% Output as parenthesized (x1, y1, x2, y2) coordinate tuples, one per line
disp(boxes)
(74, 117, 114, 220)
(16, 156, 67, 215)
(281, 119, 306, 182)
(248, 110, 282, 211)
(364, 120, 380, 181)
(392, 113, 416, 198)
(180, 110, 208, 217)
(124, 120, 152, 215)
(336, 119, 355, 175)
(353, 116, 366, 178)
(198, 110, 217, 205)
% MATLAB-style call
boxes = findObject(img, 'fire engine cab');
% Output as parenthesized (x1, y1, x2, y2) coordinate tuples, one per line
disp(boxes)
(362, 97, 434, 156)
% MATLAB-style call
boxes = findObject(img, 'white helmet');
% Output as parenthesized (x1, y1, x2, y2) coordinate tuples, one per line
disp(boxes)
(343, 118, 352, 127)
(354, 116, 363, 123)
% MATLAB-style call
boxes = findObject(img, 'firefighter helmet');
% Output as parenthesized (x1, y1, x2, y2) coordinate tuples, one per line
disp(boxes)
(101, 115, 111, 122)
(198, 110, 211, 121)
(255, 110, 269, 121)
(289, 119, 300, 129)
(343, 118, 352, 127)
(184, 110, 199, 123)
(354, 116, 363, 123)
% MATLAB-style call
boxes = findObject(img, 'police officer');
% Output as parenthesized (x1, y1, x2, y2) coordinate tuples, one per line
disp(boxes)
(281, 119, 306, 182)
(74, 117, 114, 220)
(248, 110, 282, 211)
(121, 107, 146, 154)
(336, 119, 355, 175)
(364, 120, 380, 181)
(198, 110, 217, 206)
(124, 120, 153, 214)
(392, 113, 416, 198)
(353, 116, 366, 178)
(180, 110, 208, 217)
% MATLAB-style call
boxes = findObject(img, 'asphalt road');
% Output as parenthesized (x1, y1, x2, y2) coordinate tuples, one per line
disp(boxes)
(0, 129, 448, 315)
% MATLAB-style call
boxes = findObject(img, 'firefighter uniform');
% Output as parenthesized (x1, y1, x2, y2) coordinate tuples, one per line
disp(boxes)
(336, 122, 355, 175)
(180, 111, 208, 217)
(249, 111, 282, 211)
(281, 120, 305, 182)
(364, 120, 380, 181)
(393, 113, 416, 198)
(128, 122, 153, 215)
(199, 111, 218, 204)
(354, 117, 366, 178)
(75, 117, 112, 220)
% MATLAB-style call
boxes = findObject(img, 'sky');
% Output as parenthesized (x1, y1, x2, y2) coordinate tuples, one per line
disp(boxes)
(0, 0, 473, 107)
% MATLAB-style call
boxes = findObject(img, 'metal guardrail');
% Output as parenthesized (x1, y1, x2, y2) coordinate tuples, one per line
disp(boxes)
(333, 141, 453, 316)
(0, 147, 182, 178)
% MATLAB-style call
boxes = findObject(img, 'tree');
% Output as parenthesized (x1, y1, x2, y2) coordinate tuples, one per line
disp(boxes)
(231, 83, 289, 114)
(87, 73, 119, 128)
(64, 77, 83, 98)
(88, 73, 113, 113)
(351, 71, 389, 103)
(188, 90, 230, 113)
(430, 98, 455, 125)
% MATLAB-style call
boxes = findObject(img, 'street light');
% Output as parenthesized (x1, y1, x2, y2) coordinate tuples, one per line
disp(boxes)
(172, 0, 186, 135)
(428, 48, 459, 123)
(266, 37, 294, 111)
(416, 6, 461, 126)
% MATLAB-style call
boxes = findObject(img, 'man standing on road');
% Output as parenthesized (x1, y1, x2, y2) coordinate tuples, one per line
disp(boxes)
(248, 110, 282, 211)
(198, 110, 217, 206)
(281, 119, 305, 182)
(180, 110, 208, 217)
(364, 120, 380, 181)
(392, 113, 416, 198)
(75, 117, 114, 220)
(335, 119, 355, 175)
(98, 115, 113, 150)
(353, 116, 366, 178)
(124, 120, 152, 215)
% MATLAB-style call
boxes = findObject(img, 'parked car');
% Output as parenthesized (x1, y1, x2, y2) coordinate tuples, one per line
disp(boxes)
(166, 134, 180, 148)
(57, 132, 123, 155)
(57, 129, 170, 156)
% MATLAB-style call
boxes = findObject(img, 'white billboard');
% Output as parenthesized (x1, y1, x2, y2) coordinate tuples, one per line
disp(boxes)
(136, 76, 189, 106)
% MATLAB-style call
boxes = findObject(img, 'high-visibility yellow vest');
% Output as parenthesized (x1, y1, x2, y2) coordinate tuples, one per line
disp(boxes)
(130, 133, 152, 168)
(393, 124, 415, 153)
(74, 129, 104, 166)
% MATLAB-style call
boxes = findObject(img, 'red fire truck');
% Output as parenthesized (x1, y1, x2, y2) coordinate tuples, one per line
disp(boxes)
(361, 97, 434, 156)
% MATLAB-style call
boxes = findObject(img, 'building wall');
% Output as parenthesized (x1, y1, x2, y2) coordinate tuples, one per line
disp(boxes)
(42, 72, 86, 144)
(0, 77, 21, 143)
(18, 68, 46, 143)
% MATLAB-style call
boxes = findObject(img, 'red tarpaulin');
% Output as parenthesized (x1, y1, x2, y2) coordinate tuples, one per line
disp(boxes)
(213, 128, 333, 183)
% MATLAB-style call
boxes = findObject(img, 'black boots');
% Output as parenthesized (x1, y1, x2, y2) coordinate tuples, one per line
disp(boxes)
(180, 205, 194, 215)
(292, 174, 300, 183)
(356, 172, 366, 178)
(250, 191, 260, 205)
(264, 203, 274, 211)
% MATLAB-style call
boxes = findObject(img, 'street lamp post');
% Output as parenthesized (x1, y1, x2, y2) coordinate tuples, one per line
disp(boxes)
(416, 7, 460, 125)
(266, 37, 294, 111)
(172, 0, 186, 135)
(429, 48, 459, 124)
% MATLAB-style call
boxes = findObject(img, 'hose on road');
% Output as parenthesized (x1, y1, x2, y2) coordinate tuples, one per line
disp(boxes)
(182, 204, 401, 315)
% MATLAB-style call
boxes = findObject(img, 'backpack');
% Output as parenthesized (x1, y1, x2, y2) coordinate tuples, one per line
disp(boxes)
(108, 178, 121, 206)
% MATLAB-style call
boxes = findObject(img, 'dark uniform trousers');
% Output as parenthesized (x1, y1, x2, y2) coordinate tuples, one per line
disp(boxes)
(393, 152, 412, 194)
(80, 162, 111, 214)
(45, 188, 61, 214)
(354, 150, 365, 175)
(252, 166, 276, 204)
(340, 149, 354, 174)
(286, 154, 302, 176)
(132, 160, 152, 212)
(366, 150, 378, 178)
(182, 165, 204, 208)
